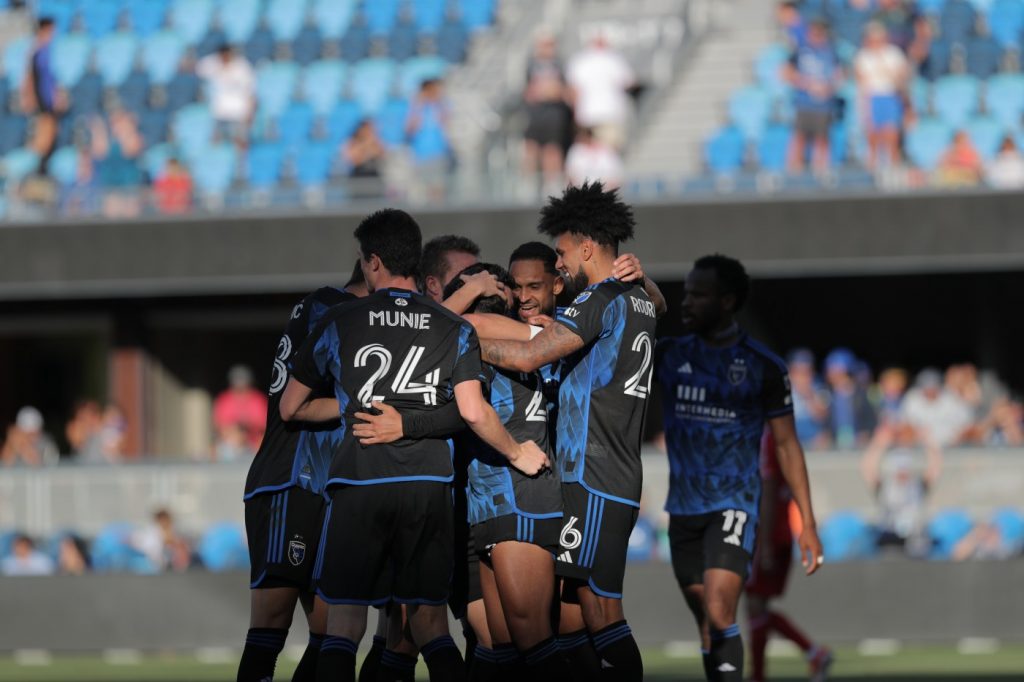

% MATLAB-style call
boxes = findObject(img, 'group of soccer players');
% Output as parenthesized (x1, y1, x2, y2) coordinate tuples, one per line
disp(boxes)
(236, 181, 827, 682)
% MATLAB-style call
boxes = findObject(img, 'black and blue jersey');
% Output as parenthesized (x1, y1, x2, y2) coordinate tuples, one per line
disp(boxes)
(554, 279, 657, 507)
(655, 333, 793, 518)
(464, 365, 561, 526)
(244, 287, 355, 500)
(290, 288, 484, 486)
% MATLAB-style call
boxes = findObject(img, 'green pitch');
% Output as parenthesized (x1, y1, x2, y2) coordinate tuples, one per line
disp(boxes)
(0, 646, 1021, 681)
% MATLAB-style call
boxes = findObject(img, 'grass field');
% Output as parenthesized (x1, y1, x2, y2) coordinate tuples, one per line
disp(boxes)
(0, 646, 1021, 681)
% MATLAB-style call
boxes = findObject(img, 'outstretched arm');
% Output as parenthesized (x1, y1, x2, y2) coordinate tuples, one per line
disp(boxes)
(769, 414, 823, 575)
(480, 322, 584, 373)
(463, 313, 537, 341)
(442, 271, 508, 315)
(613, 253, 668, 317)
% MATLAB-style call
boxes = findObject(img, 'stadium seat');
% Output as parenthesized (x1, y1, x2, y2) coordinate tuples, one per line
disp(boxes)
(246, 141, 285, 188)
(918, 0, 949, 15)
(2, 148, 40, 183)
(291, 24, 323, 67)
(830, 119, 848, 166)
(139, 107, 170, 146)
(91, 522, 158, 574)
(755, 124, 791, 172)
(0, 530, 18, 558)
(293, 141, 335, 186)
(339, 19, 372, 62)
(256, 61, 299, 119)
(928, 508, 973, 559)
(196, 26, 229, 59)
(964, 36, 1001, 78)
(80, 0, 123, 39)
(36, 0, 75, 33)
(908, 77, 931, 116)
(198, 522, 249, 571)
(626, 517, 657, 563)
(940, 0, 978, 44)
(923, 38, 953, 81)
(349, 58, 397, 114)
(95, 31, 139, 87)
(991, 507, 1024, 552)
(311, 0, 357, 39)
(117, 69, 151, 114)
(363, 0, 401, 36)
(398, 55, 448, 98)
(755, 44, 792, 98)
(219, 0, 262, 45)
(728, 86, 773, 141)
(51, 32, 91, 88)
(48, 145, 78, 185)
(373, 97, 410, 147)
(985, 73, 1024, 129)
(165, 70, 200, 112)
(932, 74, 980, 128)
(302, 59, 348, 115)
(905, 118, 955, 169)
(964, 115, 1005, 159)
(126, 0, 169, 38)
(0, 74, 8, 112)
(244, 24, 276, 64)
(265, 0, 309, 43)
(68, 72, 103, 118)
(414, 0, 448, 33)
(457, 0, 497, 32)
(171, 103, 214, 161)
(988, 0, 1024, 47)
(435, 19, 469, 62)
(703, 126, 745, 175)
(141, 30, 186, 85)
(170, 0, 215, 45)
(3, 37, 31, 89)
(833, 5, 872, 49)
(141, 142, 174, 180)
(0, 114, 28, 155)
(819, 511, 876, 561)
(275, 101, 315, 149)
(389, 18, 420, 61)
(325, 98, 363, 144)
(968, 0, 995, 11)
(191, 143, 237, 195)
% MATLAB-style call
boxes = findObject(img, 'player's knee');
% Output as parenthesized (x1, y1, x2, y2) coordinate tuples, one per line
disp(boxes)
(704, 596, 738, 630)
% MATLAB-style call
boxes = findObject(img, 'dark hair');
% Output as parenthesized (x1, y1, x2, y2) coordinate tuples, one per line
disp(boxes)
(217, 43, 231, 54)
(343, 258, 365, 289)
(37, 17, 55, 30)
(420, 235, 480, 284)
(509, 241, 559, 276)
(694, 253, 751, 312)
(354, 209, 422, 278)
(442, 263, 513, 315)
(537, 181, 635, 250)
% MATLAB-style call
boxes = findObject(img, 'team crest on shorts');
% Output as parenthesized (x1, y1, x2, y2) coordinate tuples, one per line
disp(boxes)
(288, 540, 306, 566)
(728, 359, 747, 386)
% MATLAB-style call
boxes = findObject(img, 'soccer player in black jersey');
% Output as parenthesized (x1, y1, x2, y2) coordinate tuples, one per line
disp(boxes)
(279, 210, 549, 682)
(476, 183, 657, 682)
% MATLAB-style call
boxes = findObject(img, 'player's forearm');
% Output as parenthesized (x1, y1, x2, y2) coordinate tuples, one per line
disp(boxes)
(759, 478, 778, 540)
(404, 400, 466, 439)
(777, 441, 817, 529)
(442, 285, 480, 316)
(644, 276, 668, 318)
(292, 398, 341, 423)
(464, 313, 533, 341)
(479, 338, 542, 372)
(462, 401, 521, 462)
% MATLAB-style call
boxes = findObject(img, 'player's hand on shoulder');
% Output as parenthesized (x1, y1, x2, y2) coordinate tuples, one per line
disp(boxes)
(612, 252, 645, 283)
(510, 439, 550, 476)
(799, 525, 825, 576)
(352, 401, 404, 445)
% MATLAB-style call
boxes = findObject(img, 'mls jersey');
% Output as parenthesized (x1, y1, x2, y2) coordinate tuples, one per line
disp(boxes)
(464, 365, 561, 525)
(244, 286, 355, 500)
(655, 333, 793, 517)
(291, 288, 484, 486)
(554, 279, 657, 507)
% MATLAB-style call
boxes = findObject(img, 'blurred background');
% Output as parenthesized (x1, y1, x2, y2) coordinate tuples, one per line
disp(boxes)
(0, 0, 1023, 679)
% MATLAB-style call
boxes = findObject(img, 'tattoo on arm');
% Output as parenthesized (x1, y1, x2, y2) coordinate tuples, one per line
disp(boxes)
(481, 322, 584, 372)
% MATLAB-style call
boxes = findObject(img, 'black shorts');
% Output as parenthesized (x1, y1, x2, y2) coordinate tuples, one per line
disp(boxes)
(474, 512, 562, 559)
(554, 483, 638, 599)
(669, 510, 758, 587)
(449, 522, 482, 619)
(795, 108, 832, 139)
(245, 486, 326, 590)
(525, 102, 570, 146)
(315, 481, 454, 606)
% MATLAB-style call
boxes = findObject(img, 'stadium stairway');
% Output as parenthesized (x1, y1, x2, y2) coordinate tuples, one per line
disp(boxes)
(625, 0, 778, 180)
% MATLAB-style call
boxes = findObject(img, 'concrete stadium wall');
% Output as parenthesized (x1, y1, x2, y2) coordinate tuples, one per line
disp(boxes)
(1, 559, 1021, 652)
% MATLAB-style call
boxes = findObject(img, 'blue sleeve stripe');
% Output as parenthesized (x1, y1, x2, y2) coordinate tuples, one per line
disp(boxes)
(556, 317, 579, 329)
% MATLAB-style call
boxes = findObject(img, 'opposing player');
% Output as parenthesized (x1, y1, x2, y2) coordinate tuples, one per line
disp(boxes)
(654, 254, 823, 681)
(747, 429, 833, 682)
(476, 182, 656, 682)
(279, 209, 549, 682)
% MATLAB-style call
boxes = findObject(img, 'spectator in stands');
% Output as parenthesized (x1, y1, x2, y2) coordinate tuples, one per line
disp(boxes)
(784, 19, 842, 174)
(936, 130, 983, 187)
(564, 126, 624, 190)
(343, 120, 385, 179)
(66, 399, 121, 463)
(876, 367, 909, 428)
(1, 406, 59, 467)
(566, 32, 636, 151)
(131, 508, 192, 572)
(855, 21, 909, 170)
(98, 403, 127, 460)
(874, 0, 918, 50)
(196, 44, 255, 149)
(522, 31, 571, 189)
(906, 14, 936, 77)
(213, 364, 267, 457)
(901, 367, 973, 447)
(90, 111, 143, 218)
(21, 17, 65, 176)
(153, 157, 193, 214)
(61, 147, 100, 216)
(776, 1, 807, 49)
(406, 78, 453, 199)
(986, 397, 1024, 446)
(57, 534, 91, 575)
(824, 348, 876, 449)
(985, 135, 1024, 190)
(0, 534, 56, 576)
(952, 521, 1016, 560)
(787, 349, 831, 450)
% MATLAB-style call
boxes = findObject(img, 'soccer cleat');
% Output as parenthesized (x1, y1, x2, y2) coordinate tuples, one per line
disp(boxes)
(809, 646, 834, 682)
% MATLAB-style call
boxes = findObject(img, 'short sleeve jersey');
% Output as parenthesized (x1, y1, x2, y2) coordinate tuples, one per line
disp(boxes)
(244, 287, 355, 499)
(554, 279, 657, 507)
(291, 288, 484, 486)
(463, 365, 561, 525)
(655, 333, 793, 517)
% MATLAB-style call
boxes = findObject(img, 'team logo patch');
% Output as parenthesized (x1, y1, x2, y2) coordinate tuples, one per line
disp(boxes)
(287, 540, 306, 566)
(394, 298, 408, 307)
(728, 359, 747, 386)
(572, 291, 592, 304)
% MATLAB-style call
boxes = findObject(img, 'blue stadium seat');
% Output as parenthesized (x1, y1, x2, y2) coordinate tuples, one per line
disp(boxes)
(991, 507, 1024, 552)
(0, 530, 18, 558)
(325, 98, 363, 143)
(169, 0, 214, 45)
(905, 117, 955, 169)
(830, 119, 848, 166)
(245, 24, 275, 64)
(363, 0, 401, 36)
(756, 124, 792, 172)
(964, 115, 1004, 159)
(198, 522, 249, 572)
(302, 59, 348, 115)
(139, 106, 170, 146)
(965, 36, 1001, 78)
(293, 141, 335, 186)
(833, 5, 872, 49)
(246, 141, 285, 188)
(275, 101, 315, 148)
(339, 20, 371, 62)
(91, 522, 158, 573)
(398, 55, 448, 98)
(820, 511, 876, 561)
(141, 142, 174, 180)
(3, 37, 31, 90)
(414, 0, 447, 33)
(68, 72, 102, 117)
(932, 74, 980, 127)
(2, 148, 40, 183)
(940, 0, 977, 44)
(80, 0, 123, 39)
(0, 75, 8, 113)
(755, 44, 791, 98)
(127, 0, 169, 37)
(95, 31, 138, 87)
(166, 70, 200, 111)
(908, 77, 931, 116)
(191, 143, 236, 195)
(436, 19, 469, 62)
(968, 0, 995, 10)
(350, 57, 397, 114)
(311, 0, 357, 39)
(266, 0, 309, 43)
(389, 18, 420, 61)
(923, 38, 953, 81)
(458, 0, 496, 32)
(985, 73, 1024, 129)
(256, 61, 299, 118)
(116, 68, 150, 113)
(928, 508, 973, 559)
(918, 0, 949, 15)
(196, 26, 229, 59)
(0, 114, 28, 155)
(51, 32, 91, 88)
(219, 0, 262, 45)
(703, 126, 745, 175)
(291, 25, 323, 67)
(48, 145, 79, 185)
(171, 103, 214, 161)
(142, 30, 186, 85)
(989, 0, 1024, 47)
(373, 97, 409, 146)
(626, 517, 657, 563)
(36, 0, 76, 33)
(728, 86, 773, 141)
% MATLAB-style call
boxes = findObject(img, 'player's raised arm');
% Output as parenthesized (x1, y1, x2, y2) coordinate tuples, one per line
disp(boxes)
(479, 321, 584, 373)
(768, 413, 823, 575)
(462, 312, 538, 341)
(442, 270, 508, 315)
(613, 252, 668, 317)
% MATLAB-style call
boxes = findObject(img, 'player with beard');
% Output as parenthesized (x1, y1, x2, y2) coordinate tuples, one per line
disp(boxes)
(653, 254, 823, 682)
